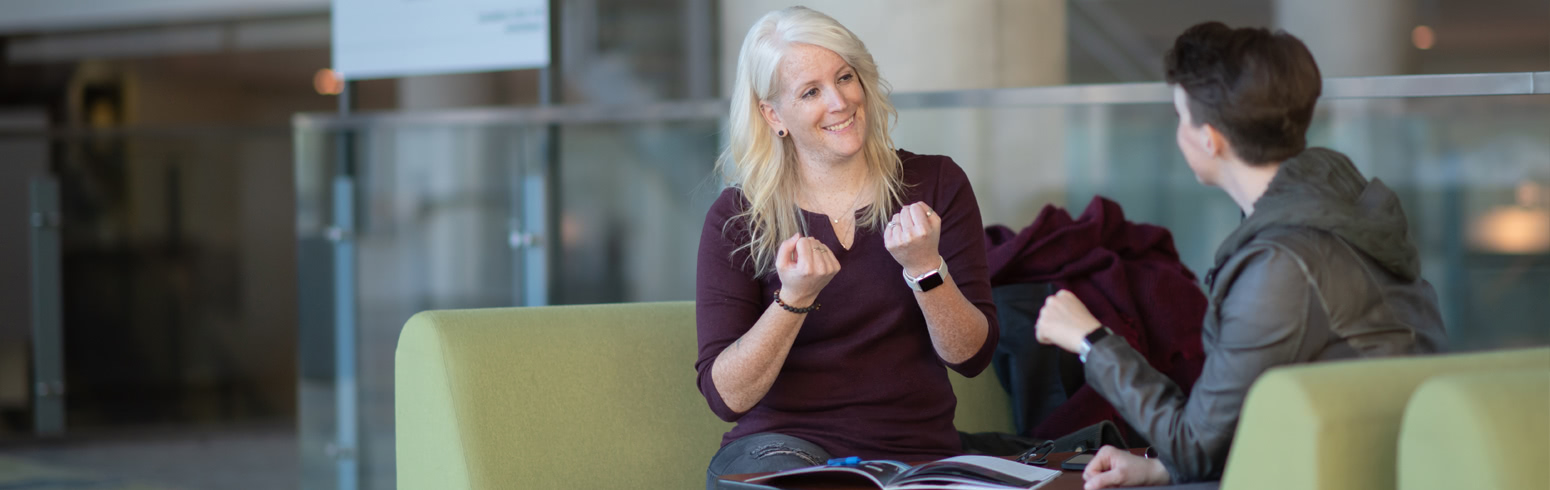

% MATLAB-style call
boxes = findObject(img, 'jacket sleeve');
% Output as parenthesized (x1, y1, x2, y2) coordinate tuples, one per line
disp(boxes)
(1081, 244, 1319, 483)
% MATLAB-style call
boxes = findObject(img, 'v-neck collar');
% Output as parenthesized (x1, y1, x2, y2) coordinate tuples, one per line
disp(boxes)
(799, 208, 861, 252)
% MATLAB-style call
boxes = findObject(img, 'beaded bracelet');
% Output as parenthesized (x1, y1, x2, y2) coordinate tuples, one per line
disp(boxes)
(773, 290, 820, 314)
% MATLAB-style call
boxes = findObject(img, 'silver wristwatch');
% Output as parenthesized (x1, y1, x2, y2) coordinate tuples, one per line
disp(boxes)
(903, 257, 948, 292)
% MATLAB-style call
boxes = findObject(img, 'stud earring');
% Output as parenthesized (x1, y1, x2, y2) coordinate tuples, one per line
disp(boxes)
(777, 130, 786, 137)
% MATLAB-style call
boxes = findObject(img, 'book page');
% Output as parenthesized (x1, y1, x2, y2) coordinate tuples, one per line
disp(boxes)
(892, 455, 1060, 489)
(744, 460, 911, 488)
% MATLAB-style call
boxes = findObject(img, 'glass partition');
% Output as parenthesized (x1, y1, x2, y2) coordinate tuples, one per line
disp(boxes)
(895, 92, 1550, 352)
(294, 72, 1550, 489)
(298, 123, 551, 489)
(553, 120, 724, 304)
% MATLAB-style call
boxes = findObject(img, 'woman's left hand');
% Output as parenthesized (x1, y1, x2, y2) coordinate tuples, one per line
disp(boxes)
(884, 202, 943, 278)
(1082, 446, 1170, 489)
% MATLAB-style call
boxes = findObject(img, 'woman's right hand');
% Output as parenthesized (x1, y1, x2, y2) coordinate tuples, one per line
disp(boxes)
(774, 233, 840, 308)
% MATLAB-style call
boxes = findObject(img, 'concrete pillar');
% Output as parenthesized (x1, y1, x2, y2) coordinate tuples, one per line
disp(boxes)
(380, 72, 514, 313)
(719, 0, 1068, 227)
(1275, 0, 1416, 78)
(721, 0, 1064, 93)
(397, 73, 501, 110)
(1275, 0, 1418, 177)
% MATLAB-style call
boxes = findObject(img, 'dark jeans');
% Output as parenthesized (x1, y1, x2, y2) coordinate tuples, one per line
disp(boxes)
(705, 432, 832, 490)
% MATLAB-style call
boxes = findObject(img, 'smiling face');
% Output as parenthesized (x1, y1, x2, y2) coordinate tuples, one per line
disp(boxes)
(759, 43, 868, 167)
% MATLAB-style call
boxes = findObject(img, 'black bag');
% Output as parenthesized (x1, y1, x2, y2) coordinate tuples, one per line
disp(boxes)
(961, 420, 1130, 459)
(991, 282, 1085, 436)
(1049, 420, 1128, 454)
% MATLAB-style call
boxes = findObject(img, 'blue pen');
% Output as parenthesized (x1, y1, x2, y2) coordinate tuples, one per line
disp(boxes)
(826, 456, 861, 466)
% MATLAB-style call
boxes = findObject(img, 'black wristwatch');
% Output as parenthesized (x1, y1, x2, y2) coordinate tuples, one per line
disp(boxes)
(1078, 326, 1113, 363)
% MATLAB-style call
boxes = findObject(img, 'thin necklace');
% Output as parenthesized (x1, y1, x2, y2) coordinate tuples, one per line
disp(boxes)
(815, 183, 868, 224)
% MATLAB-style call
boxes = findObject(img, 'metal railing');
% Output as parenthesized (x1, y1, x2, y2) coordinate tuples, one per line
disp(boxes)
(287, 71, 1550, 129)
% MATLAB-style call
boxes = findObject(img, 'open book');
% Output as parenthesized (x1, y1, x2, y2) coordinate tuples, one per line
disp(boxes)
(742, 455, 1061, 489)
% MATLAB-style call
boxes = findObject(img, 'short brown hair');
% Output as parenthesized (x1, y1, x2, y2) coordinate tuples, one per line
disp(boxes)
(1164, 22, 1322, 164)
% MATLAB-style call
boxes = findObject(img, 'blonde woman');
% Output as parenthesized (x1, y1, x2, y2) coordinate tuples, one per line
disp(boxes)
(696, 7, 998, 486)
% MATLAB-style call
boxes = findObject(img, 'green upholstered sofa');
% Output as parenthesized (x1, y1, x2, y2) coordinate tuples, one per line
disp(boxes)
(1221, 346, 1550, 490)
(1396, 368, 1549, 490)
(394, 302, 1013, 489)
(395, 301, 1549, 489)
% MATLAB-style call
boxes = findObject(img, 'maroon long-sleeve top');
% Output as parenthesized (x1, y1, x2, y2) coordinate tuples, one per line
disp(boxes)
(694, 150, 999, 461)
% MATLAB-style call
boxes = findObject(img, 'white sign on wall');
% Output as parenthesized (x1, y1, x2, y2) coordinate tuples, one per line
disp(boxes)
(332, 0, 549, 80)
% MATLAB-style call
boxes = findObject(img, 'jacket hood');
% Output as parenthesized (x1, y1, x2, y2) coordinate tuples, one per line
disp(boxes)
(1212, 147, 1421, 281)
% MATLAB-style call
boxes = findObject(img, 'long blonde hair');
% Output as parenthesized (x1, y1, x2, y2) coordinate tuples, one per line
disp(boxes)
(717, 6, 905, 277)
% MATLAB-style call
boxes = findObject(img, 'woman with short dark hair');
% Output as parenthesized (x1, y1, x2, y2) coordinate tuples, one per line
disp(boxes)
(1035, 21, 1446, 488)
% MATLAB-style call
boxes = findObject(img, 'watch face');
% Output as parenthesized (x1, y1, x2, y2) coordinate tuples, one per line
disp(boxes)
(917, 271, 944, 292)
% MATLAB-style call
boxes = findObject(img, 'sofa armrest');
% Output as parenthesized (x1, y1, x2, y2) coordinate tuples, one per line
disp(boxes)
(397, 310, 475, 490)
(396, 302, 732, 489)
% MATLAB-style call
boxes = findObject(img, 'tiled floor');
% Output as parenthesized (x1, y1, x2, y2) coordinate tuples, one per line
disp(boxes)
(0, 424, 296, 490)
